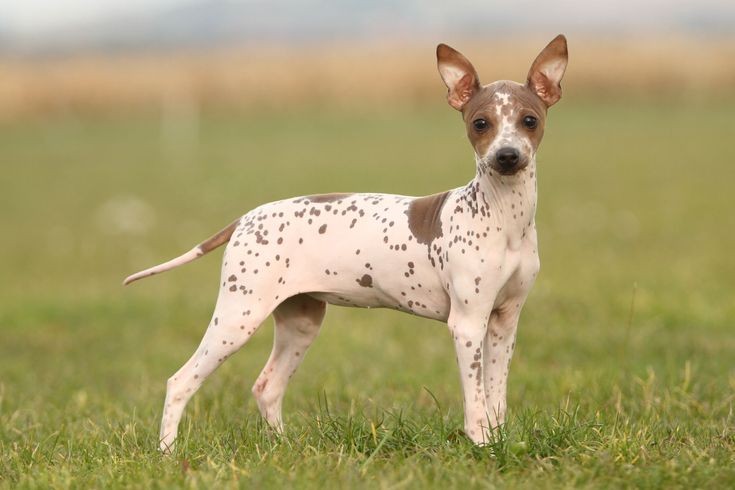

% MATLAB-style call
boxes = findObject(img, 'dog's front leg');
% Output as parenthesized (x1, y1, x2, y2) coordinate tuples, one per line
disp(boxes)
(483, 307, 522, 429)
(447, 307, 492, 444)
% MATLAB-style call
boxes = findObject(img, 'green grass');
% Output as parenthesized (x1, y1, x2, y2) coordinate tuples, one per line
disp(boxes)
(1, 98, 734, 488)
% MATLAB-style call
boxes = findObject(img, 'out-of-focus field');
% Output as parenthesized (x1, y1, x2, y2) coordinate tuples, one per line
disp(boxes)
(1, 40, 735, 487)
(1, 37, 734, 119)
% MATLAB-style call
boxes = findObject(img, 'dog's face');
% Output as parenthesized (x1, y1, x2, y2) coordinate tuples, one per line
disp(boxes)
(437, 36, 568, 176)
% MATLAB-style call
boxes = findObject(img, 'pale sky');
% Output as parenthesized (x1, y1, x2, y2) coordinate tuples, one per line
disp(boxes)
(0, 0, 180, 32)
(1, 0, 733, 34)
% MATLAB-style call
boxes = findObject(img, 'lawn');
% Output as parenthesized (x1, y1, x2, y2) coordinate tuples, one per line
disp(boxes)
(1, 98, 734, 488)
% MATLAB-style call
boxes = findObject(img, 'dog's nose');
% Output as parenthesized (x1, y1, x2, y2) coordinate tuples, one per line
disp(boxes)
(496, 147, 520, 169)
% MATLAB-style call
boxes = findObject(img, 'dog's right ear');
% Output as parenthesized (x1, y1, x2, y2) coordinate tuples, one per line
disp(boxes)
(437, 44, 481, 111)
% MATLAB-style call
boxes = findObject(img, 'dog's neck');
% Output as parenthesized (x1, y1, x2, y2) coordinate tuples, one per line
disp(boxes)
(467, 156, 538, 240)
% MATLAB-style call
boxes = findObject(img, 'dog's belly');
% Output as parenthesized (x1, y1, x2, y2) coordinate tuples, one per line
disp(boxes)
(306, 267, 451, 321)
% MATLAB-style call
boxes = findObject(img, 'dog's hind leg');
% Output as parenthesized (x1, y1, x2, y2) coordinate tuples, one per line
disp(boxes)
(252, 294, 326, 431)
(158, 295, 275, 454)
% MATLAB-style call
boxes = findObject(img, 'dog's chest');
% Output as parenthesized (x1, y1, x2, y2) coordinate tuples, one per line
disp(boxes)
(494, 225, 539, 306)
(441, 180, 539, 305)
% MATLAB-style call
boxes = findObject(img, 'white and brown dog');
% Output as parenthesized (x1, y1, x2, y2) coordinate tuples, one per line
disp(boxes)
(125, 35, 568, 452)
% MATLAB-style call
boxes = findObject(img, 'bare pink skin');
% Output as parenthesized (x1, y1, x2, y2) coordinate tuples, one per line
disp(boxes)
(124, 35, 569, 452)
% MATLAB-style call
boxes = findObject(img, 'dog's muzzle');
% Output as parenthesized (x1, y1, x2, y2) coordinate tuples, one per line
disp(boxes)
(490, 147, 528, 175)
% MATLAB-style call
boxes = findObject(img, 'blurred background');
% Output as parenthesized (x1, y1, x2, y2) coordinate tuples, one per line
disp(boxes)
(1, 0, 734, 119)
(1, 1, 734, 485)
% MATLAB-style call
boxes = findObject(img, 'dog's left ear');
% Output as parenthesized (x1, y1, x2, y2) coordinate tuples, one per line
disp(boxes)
(437, 44, 481, 111)
(526, 34, 568, 107)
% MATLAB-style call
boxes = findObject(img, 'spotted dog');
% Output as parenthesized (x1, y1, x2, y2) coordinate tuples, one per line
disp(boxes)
(125, 35, 568, 452)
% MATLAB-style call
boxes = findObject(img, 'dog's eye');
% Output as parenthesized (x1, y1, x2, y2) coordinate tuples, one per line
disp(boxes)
(472, 118, 489, 132)
(522, 115, 538, 129)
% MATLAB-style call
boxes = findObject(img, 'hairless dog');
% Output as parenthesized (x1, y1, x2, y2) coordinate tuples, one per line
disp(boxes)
(125, 35, 569, 453)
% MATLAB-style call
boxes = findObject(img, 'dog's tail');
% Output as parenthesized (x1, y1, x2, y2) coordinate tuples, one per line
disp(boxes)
(123, 218, 240, 286)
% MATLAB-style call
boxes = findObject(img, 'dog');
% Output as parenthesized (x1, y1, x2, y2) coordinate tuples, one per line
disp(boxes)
(124, 35, 568, 452)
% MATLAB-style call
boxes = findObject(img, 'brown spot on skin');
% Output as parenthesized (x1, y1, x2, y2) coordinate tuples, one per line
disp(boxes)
(255, 378, 268, 394)
(406, 191, 450, 245)
(357, 274, 373, 288)
(318, 224, 327, 234)
(307, 193, 353, 203)
(197, 218, 240, 254)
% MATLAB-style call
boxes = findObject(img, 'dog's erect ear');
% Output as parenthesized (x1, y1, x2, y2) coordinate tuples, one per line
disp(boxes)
(526, 34, 568, 107)
(437, 44, 481, 111)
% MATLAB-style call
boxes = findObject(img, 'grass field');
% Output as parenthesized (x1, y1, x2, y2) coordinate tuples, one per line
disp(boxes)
(1, 98, 734, 488)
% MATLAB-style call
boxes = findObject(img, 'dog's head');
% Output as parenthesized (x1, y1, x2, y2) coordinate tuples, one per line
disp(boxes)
(437, 35, 568, 177)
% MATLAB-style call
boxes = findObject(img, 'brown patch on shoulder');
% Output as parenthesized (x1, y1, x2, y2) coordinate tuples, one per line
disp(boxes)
(197, 218, 240, 254)
(405, 191, 450, 245)
(308, 193, 353, 203)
